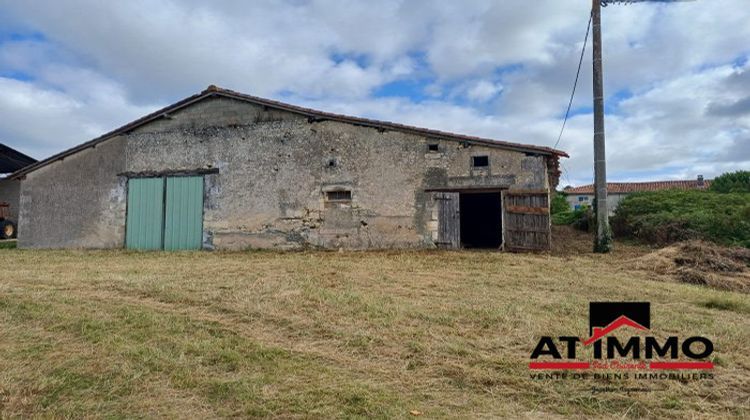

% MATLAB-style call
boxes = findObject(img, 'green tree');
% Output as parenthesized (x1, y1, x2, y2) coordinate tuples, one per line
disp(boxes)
(550, 191, 570, 215)
(710, 170, 750, 193)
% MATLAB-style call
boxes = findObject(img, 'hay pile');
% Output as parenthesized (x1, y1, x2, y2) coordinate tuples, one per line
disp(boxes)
(634, 240, 750, 292)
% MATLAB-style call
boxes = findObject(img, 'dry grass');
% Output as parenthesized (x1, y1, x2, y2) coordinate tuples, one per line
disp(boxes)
(634, 240, 750, 293)
(0, 234, 748, 418)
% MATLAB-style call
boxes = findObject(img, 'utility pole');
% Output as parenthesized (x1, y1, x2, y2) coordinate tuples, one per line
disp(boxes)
(592, 0, 612, 253)
(587, 0, 695, 253)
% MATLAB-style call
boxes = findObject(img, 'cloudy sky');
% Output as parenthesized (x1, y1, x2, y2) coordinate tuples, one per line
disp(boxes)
(0, 0, 748, 186)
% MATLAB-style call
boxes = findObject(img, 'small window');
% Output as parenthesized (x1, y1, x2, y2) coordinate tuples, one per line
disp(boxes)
(472, 155, 489, 167)
(578, 196, 588, 202)
(326, 190, 352, 201)
(428, 143, 439, 152)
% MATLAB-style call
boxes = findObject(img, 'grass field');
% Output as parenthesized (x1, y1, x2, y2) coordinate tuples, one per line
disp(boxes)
(0, 232, 748, 418)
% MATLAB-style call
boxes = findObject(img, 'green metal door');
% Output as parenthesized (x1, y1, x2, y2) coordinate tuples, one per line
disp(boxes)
(126, 177, 165, 250)
(164, 176, 204, 250)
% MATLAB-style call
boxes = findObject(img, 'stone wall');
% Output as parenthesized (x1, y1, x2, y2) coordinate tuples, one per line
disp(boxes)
(18, 95, 551, 249)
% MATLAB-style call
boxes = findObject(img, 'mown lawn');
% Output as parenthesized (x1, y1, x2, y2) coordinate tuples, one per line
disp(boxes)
(0, 242, 747, 418)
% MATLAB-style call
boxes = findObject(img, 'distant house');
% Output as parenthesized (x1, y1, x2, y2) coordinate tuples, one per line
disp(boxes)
(563, 176, 711, 214)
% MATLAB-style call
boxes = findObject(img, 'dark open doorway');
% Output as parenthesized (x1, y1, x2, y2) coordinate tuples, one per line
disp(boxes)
(459, 192, 502, 248)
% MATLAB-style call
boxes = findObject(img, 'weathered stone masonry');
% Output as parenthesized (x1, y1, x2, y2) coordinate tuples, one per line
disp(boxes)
(15, 89, 565, 250)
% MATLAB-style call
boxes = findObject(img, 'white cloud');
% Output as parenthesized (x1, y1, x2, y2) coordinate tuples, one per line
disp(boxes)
(465, 80, 504, 102)
(0, 77, 155, 158)
(0, 0, 748, 186)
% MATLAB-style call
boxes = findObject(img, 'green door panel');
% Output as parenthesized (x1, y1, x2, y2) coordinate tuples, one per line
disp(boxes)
(164, 176, 204, 250)
(126, 177, 165, 250)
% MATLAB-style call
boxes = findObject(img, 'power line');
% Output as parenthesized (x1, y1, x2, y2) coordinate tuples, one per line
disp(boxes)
(553, 12, 592, 151)
(560, 161, 573, 187)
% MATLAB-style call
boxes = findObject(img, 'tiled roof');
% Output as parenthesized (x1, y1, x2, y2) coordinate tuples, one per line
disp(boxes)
(10, 85, 567, 179)
(564, 180, 712, 194)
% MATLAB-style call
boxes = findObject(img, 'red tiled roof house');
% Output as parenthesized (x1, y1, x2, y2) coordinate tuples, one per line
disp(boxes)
(563, 176, 711, 214)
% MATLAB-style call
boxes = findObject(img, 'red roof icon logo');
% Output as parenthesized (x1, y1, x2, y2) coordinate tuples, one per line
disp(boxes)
(583, 315, 649, 346)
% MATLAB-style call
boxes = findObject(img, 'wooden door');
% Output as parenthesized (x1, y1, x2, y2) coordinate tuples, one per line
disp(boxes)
(435, 192, 460, 249)
(501, 189, 551, 251)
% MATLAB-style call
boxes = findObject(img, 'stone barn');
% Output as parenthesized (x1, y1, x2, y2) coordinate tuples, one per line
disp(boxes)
(10, 86, 567, 251)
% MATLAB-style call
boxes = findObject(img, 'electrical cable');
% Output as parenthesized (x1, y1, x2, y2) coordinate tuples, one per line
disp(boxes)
(553, 11, 592, 151)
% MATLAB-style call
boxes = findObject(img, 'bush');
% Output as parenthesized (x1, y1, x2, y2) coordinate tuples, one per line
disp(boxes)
(710, 170, 750, 193)
(552, 202, 591, 230)
(550, 191, 570, 215)
(612, 190, 750, 248)
(549, 191, 593, 231)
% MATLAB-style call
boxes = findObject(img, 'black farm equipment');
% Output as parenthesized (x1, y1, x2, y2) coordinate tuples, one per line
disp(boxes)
(0, 202, 16, 239)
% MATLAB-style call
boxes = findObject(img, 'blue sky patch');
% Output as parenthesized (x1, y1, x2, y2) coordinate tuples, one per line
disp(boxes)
(0, 71, 34, 82)
(0, 31, 46, 44)
(373, 78, 433, 102)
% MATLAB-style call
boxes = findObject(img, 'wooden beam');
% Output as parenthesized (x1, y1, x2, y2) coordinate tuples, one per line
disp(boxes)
(117, 168, 219, 178)
(506, 205, 549, 215)
(506, 228, 551, 234)
(504, 189, 549, 196)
